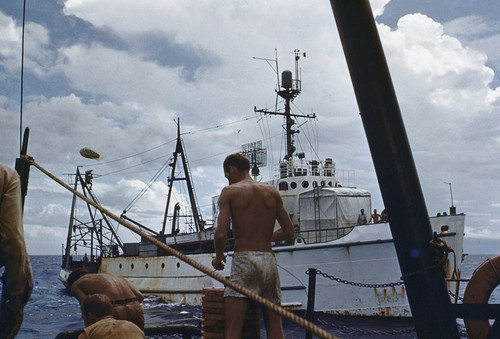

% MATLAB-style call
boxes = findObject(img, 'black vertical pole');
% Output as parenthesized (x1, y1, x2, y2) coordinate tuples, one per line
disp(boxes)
(15, 127, 30, 211)
(329, 1, 458, 338)
(305, 268, 317, 339)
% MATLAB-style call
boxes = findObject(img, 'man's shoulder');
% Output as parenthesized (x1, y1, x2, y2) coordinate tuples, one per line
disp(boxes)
(76, 272, 113, 284)
(86, 317, 144, 338)
(0, 164, 18, 181)
(239, 181, 278, 194)
(259, 182, 280, 197)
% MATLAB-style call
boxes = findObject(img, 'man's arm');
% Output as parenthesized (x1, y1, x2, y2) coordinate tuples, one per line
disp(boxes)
(0, 168, 33, 339)
(70, 281, 88, 302)
(125, 279, 144, 302)
(271, 192, 295, 242)
(212, 189, 230, 270)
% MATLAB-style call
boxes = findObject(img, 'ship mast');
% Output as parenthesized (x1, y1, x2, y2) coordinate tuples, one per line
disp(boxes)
(254, 49, 315, 161)
(161, 119, 204, 235)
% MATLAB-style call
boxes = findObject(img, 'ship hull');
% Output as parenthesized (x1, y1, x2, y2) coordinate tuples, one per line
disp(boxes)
(90, 214, 464, 317)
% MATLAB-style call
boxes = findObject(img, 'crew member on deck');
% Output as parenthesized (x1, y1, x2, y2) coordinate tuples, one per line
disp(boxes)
(84, 170, 93, 189)
(212, 153, 295, 339)
(369, 209, 381, 224)
(357, 208, 368, 225)
(77, 294, 145, 339)
(0, 164, 33, 339)
(68, 271, 145, 330)
(380, 209, 388, 223)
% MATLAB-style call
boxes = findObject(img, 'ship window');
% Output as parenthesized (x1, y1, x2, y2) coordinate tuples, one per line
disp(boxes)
(313, 181, 318, 188)
(145, 263, 149, 269)
(131, 264, 134, 269)
(328, 181, 333, 187)
(301, 181, 309, 188)
(290, 182, 297, 189)
(177, 262, 180, 268)
(119, 263, 122, 269)
(278, 181, 288, 191)
(161, 263, 165, 269)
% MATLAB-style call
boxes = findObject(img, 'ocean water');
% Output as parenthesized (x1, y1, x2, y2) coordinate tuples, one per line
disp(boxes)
(6, 254, 499, 338)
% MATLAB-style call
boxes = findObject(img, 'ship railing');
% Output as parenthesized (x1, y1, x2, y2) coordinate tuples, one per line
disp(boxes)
(275, 158, 337, 179)
(292, 225, 355, 244)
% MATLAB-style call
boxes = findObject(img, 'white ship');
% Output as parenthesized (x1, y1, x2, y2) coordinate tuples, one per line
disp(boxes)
(59, 51, 465, 317)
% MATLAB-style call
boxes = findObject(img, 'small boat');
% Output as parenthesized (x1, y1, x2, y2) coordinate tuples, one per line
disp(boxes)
(58, 50, 466, 318)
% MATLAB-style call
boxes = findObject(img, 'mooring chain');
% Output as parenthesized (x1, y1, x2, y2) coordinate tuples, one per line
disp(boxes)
(306, 237, 455, 289)
(307, 269, 404, 288)
(308, 268, 466, 306)
(448, 290, 464, 302)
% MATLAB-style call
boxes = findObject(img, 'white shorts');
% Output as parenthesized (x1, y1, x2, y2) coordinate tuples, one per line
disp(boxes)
(224, 251, 281, 304)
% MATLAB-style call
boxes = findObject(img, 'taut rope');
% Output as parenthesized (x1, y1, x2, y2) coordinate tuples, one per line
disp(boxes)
(23, 155, 338, 339)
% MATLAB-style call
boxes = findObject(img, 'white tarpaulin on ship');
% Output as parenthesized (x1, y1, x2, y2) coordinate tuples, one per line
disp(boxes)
(298, 187, 371, 243)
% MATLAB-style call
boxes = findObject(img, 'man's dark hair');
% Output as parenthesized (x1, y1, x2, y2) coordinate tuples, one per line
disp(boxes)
(81, 294, 114, 318)
(223, 153, 250, 172)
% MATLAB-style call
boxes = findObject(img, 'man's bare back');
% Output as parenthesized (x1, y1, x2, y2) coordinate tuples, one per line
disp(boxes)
(213, 153, 294, 265)
(222, 179, 281, 252)
(69, 272, 145, 329)
(71, 272, 142, 302)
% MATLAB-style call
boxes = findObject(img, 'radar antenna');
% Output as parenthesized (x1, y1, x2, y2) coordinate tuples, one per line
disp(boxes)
(254, 49, 315, 160)
(241, 141, 267, 180)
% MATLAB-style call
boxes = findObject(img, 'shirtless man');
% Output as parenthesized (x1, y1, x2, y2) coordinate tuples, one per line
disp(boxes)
(0, 164, 33, 339)
(77, 294, 145, 339)
(212, 153, 295, 339)
(369, 208, 381, 224)
(68, 271, 145, 330)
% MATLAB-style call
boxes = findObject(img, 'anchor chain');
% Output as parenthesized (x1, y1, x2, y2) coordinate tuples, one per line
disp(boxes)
(448, 290, 464, 302)
(306, 269, 404, 288)
(307, 268, 465, 303)
(306, 269, 464, 301)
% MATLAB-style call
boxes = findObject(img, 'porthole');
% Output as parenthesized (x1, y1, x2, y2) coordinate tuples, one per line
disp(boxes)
(301, 181, 309, 188)
(177, 262, 180, 268)
(290, 181, 297, 189)
(145, 263, 149, 269)
(131, 264, 134, 269)
(119, 263, 122, 269)
(161, 263, 165, 269)
(278, 181, 288, 191)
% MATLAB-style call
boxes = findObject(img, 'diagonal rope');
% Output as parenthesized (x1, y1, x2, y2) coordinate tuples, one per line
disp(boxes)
(23, 155, 338, 339)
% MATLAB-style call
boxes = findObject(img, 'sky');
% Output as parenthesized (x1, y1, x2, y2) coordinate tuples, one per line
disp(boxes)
(1, 0, 499, 255)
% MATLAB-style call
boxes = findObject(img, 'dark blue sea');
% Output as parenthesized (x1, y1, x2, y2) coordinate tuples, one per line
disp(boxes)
(7, 254, 499, 338)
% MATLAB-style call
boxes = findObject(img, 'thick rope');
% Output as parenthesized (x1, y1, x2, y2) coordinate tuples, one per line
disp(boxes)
(23, 155, 338, 339)
(400, 235, 452, 281)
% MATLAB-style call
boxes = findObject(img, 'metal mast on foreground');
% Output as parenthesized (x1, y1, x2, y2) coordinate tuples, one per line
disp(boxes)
(329, 1, 459, 338)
